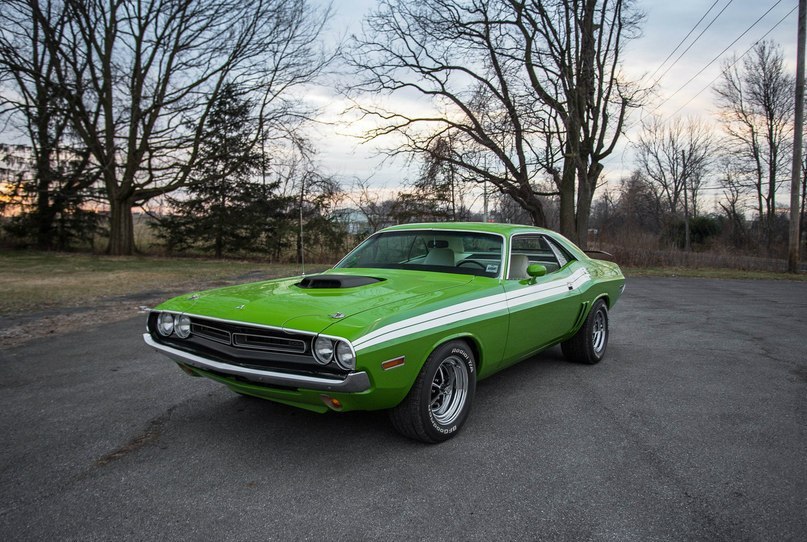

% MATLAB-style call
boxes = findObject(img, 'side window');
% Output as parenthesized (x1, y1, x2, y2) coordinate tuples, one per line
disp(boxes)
(511, 235, 548, 254)
(511, 235, 561, 273)
(543, 236, 575, 268)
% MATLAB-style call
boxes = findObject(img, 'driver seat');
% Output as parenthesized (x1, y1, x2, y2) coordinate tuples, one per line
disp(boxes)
(508, 254, 530, 279)
(424, 248, 455, 266)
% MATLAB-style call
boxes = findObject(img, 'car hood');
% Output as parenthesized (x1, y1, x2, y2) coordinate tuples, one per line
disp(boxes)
(156, 268, 475, 335)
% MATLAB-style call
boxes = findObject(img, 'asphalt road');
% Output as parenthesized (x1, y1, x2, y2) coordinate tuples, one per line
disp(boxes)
(1, 277, 805, 541)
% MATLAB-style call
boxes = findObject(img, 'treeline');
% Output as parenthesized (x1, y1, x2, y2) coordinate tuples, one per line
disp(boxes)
(0, 0, 648, 257)
(0, 0, 332, 255)
(587, 42, 806, 260)
(0, 1, 804, 263)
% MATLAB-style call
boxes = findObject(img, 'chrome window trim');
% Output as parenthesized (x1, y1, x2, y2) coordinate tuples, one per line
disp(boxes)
(508, 232, 576, 275)
(334, 228, 507, 280)
(544, 236, 572, 267)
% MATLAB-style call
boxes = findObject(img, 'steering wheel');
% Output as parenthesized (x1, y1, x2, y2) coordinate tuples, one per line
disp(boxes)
(456, 260, 486, 269)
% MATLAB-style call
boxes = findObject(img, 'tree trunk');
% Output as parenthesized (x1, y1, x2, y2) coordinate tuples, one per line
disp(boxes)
(34, 167, 54, 250)
(34, 118, 55, 250)
(215, 191, 225, 259)
(107, 197, 135, 255)
(575, 165, 602, 250)
(527, 202, 546, 228)
(558, 160, 577, 242)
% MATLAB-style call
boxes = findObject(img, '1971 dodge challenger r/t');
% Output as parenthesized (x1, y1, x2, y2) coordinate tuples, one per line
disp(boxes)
(144, 223, 624, 442)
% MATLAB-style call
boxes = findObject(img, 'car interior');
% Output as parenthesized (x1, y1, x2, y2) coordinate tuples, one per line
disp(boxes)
(506, 235, 573, 280)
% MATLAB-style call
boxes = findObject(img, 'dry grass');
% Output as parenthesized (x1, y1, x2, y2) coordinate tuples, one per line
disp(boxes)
(623, 266, 807, 281)
(2, 248, 804, 316)
(598, 243, 806, 274)
(0, 252, 322, 315)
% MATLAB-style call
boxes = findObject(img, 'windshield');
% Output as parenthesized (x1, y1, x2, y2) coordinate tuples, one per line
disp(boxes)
(335, 230, 503, 278)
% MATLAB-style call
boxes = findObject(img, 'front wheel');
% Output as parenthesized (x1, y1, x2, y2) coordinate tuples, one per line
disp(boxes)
(561, 299, 609, 364)
(389, 341, 476, 443)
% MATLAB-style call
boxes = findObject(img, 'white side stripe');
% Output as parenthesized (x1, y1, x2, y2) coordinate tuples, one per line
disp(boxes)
(353, 269, 590, 351)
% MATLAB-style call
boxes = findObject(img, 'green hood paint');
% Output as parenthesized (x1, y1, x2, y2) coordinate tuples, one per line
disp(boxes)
(156, 268, 475, 335)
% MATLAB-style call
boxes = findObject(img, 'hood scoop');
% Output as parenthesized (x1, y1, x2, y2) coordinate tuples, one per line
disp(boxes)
(296, 274, 384, 289)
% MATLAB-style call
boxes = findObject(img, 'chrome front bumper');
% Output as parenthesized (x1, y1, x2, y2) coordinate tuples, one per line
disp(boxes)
(143, 333, 371, 393)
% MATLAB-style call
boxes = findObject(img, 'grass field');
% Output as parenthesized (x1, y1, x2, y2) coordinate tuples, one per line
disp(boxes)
(0, 251, 804, 316)
(622, 266, 807, 281)
(0, 252, 323, 315)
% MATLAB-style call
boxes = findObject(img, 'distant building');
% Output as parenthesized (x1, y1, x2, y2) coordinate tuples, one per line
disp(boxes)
(333, 207, 372, 235)
(0, 143, 34, 184)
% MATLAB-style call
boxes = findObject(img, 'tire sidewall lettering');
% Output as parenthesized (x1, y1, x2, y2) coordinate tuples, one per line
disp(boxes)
(450, 347, 474, 373)
(428, 408, 457, 434)
(426, 344, 474, 435)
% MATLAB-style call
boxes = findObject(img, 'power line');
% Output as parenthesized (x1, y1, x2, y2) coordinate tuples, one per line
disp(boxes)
(665, 4, 797, 120)
(653, 0, 784, 114)
(644, 0, 723, 84)
(648, 0, 733, 88)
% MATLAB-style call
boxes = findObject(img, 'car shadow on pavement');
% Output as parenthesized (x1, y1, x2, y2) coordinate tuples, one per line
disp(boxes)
(138, 345, 579, 462)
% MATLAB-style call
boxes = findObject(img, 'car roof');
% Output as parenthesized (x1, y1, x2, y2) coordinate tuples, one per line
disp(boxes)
(379, 222, 554, 237)
(377, 222, 588, 261)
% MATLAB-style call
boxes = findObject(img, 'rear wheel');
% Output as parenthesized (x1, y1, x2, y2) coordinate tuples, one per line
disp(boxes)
(389, 341, 476, 443)
(561, 299, 609, 364)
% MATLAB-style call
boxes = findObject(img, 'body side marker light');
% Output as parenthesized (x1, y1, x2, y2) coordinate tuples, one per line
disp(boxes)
(381, 356, 406, 371)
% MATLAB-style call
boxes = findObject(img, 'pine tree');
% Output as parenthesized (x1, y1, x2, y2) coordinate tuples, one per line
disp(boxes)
(158, 83, 282, 257)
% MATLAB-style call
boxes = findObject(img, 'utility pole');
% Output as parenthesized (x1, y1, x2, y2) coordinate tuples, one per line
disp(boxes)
(483, 180, 489, 223)
(789, 0, 806, 273)
(682, 150, 691, 251)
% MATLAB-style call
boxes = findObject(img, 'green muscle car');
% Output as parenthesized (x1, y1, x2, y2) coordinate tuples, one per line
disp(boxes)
(144, 223, 625, 442)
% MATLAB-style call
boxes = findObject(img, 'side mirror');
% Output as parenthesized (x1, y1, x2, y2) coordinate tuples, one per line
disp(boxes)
(527, 264, 547, 280)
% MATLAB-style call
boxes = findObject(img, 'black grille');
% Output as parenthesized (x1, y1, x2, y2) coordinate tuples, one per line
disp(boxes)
(147, 313, 348, 377)
(192, 322, 231, 345)
(232, 332, 306, 354)
(188, 318, 308, 355)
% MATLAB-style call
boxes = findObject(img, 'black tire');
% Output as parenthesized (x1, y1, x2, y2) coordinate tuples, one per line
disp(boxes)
(561, 299, 609, 364)
(389, 340, 476, 443)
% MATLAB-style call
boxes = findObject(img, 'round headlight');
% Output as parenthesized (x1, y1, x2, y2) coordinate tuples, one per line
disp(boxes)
(313, 336, 334, 364)
(335, 341, 355, 370)
(175, 314, 191, 338)
(157, 312, 175, 336)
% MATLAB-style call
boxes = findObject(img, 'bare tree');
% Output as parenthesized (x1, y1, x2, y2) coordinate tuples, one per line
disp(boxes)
(716, 157, 748, 247)
(617, 170, 663, 234)
(0, 0, 99, 249)
(347, 178, 397, 233)
(347, 0, 644, 247)
(413, 134, 476, 221)
(8, 0, 331, 255)
(714, 41, 794, 247)
(634, 116, 714, 217)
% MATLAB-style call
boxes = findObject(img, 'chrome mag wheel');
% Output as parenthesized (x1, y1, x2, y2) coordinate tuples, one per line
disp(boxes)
(389, 340, 476, 443)
(430, 355, 469, 426)
(561, 299, 609, 364)
(592, 307, 607, 355)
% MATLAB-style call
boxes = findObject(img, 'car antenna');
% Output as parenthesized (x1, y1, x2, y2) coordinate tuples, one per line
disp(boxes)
(299, 174, 306, 276)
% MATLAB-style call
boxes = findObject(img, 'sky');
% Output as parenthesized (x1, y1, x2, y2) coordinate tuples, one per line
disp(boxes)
(307, 0, 802, 202)
(1, 1, 800, 208)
